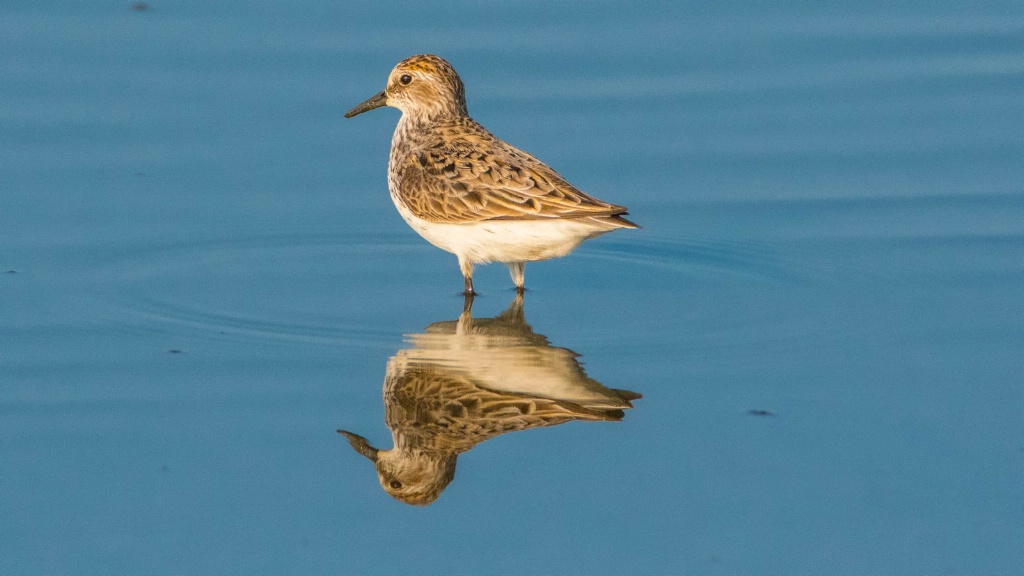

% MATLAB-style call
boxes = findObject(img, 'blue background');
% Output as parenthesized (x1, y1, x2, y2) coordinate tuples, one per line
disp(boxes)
(2, 1, 1022, 574)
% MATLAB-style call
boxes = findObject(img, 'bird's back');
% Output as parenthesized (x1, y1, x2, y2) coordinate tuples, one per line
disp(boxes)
(390, 116, 637, 227)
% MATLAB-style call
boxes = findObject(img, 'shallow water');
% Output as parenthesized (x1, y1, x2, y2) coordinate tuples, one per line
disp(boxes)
(2, 1, 1023, 574)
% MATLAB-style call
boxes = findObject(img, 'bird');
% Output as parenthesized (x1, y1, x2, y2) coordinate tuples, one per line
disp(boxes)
(344, 54, 637, 295)
(338, 294, 642, 505)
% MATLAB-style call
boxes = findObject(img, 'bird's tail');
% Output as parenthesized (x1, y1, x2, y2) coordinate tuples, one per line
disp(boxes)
(588, 213, 639, 229)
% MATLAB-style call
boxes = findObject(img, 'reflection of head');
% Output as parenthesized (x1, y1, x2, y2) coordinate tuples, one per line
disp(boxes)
(339, 431, 455, 506)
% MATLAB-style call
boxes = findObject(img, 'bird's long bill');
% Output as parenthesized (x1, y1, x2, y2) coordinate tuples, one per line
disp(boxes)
(338, 430, 379, 462)
(344, 90, 387, 118)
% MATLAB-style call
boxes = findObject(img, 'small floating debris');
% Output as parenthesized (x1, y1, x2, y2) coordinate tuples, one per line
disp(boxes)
(166, 348, 184, 354)
(4, 270, 16, 274)
(130, 2, 149, 11)
(747, 409, 774, 417)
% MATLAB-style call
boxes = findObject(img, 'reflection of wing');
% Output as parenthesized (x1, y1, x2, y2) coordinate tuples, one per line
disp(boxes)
(394, 119, 636, 226)
(386, 367, 625, 453)
(401, 311, 638, 410)
(396, 340, 637, 410)
(385, 295, 640, 453)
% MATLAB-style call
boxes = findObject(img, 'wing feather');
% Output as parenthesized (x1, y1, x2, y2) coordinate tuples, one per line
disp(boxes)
(395, 120, 634, 224)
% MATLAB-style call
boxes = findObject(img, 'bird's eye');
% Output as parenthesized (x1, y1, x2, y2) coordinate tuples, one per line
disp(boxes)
(389, 480, 403, 489)
(399, 74, 412, 85)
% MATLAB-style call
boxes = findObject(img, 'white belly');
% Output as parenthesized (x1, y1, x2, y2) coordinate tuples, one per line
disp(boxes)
(392, 197, 610, 265)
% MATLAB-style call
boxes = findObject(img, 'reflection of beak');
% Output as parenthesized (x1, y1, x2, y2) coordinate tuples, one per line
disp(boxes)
(344, 91, 387, 118)
(338, 430, 379, 462)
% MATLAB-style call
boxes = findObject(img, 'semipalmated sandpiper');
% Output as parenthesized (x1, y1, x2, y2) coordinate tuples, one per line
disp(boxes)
(345, 54, 637, 294)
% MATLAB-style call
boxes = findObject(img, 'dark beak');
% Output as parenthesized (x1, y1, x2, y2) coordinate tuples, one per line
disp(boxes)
(338, 430, 379, 462)
(344, 90, 388, 118)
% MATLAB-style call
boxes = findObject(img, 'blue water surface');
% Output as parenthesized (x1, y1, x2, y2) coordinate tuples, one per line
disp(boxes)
(2, 1, 1022, 574)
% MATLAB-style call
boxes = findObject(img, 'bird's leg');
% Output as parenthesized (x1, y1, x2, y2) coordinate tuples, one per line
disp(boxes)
(508, 262, 526, 293)
(459, 256, 476, 296)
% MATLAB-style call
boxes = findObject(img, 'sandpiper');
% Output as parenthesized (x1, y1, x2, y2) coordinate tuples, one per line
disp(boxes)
(345, 54, 637, 295)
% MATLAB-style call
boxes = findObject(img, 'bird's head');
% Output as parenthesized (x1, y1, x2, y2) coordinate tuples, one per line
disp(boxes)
(339, 430, 457, 506)
(345, 54, 468, 123)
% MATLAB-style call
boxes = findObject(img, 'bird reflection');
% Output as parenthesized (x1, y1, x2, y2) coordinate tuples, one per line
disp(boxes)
(339, 294, 641, 506)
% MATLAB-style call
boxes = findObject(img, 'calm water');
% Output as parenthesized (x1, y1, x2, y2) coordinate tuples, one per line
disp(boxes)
(3, 1, 1023, 574)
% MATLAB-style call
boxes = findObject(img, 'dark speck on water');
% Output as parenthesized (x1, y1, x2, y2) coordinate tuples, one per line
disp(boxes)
(747, 409, 774, 417)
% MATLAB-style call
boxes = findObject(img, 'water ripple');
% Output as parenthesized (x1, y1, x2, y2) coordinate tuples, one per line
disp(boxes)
(93, 230, 422, 350)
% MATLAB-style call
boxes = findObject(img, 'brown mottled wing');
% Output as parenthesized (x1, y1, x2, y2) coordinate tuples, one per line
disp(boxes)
(386, 368, 624, 452)
(396, 123, 633, 224)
